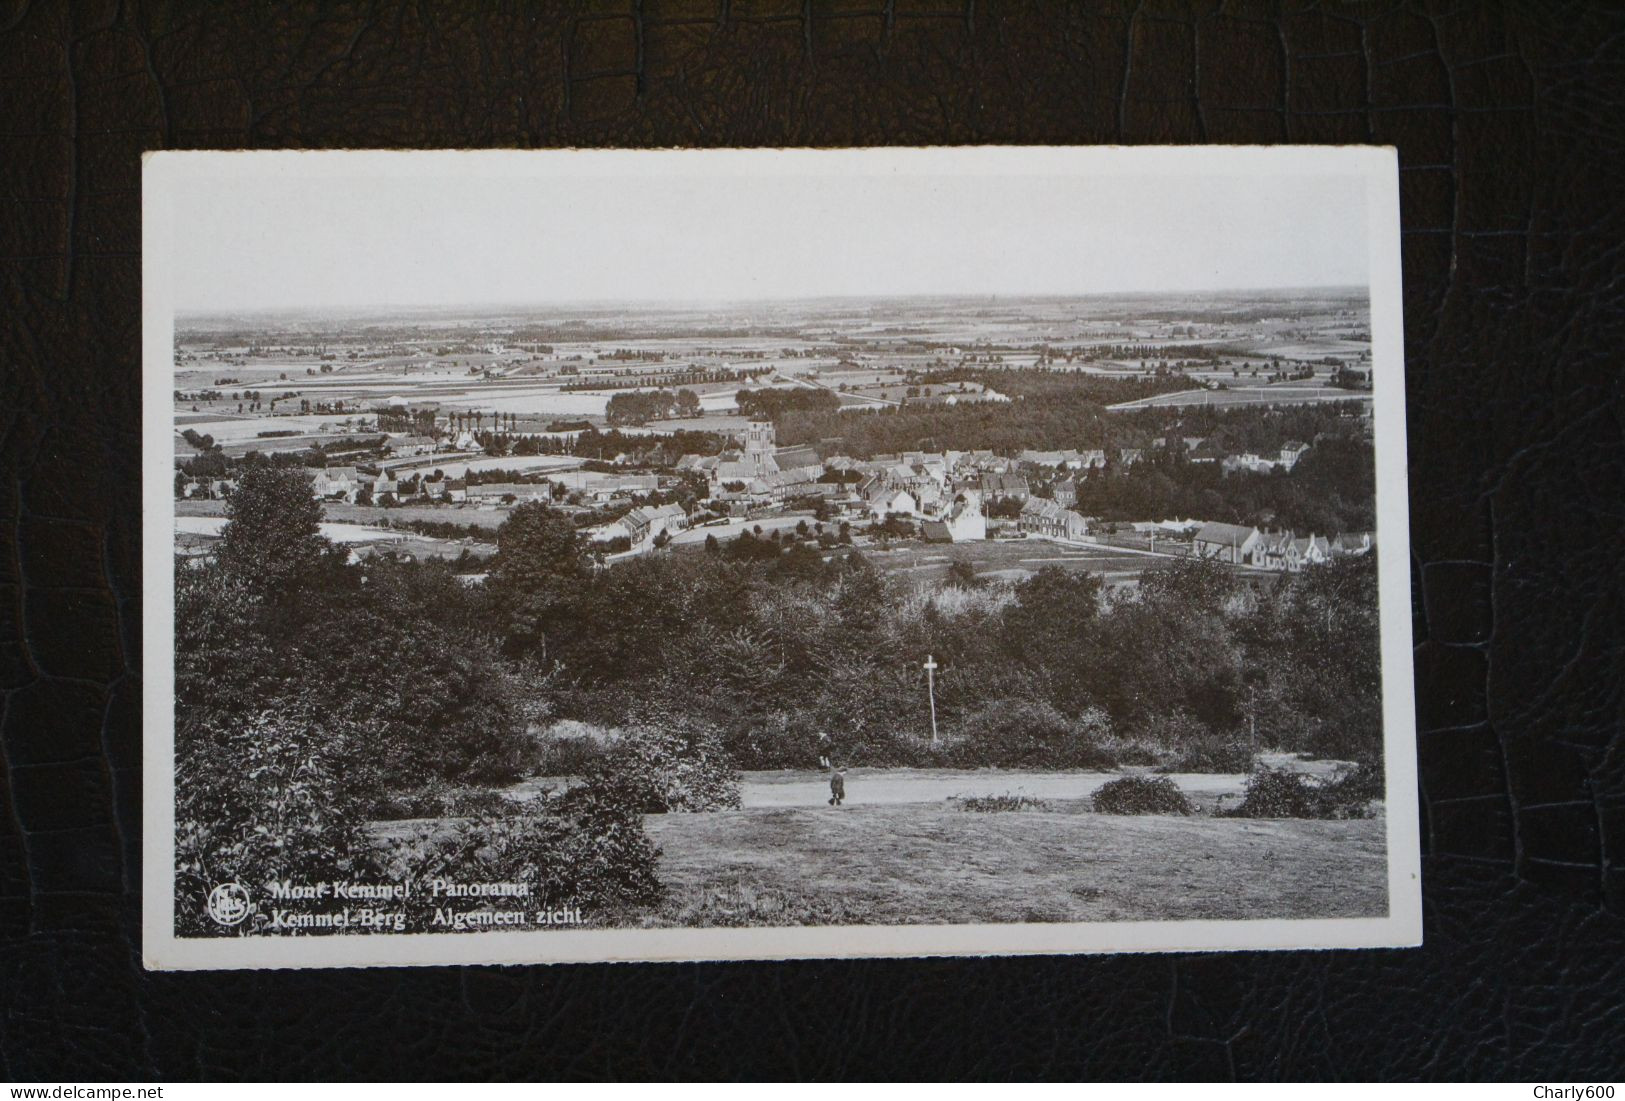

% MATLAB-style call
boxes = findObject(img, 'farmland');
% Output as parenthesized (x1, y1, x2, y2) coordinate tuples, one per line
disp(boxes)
(1107, 383, 1370, 412)
(172, 290, 1373, 446)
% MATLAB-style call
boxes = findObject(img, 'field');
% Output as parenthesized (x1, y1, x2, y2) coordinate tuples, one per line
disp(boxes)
(178, 497, 505, 529)
(1107, 385, 1373, 411)
(644, 803, 1386, 926)
(861, 537, 1201, 584)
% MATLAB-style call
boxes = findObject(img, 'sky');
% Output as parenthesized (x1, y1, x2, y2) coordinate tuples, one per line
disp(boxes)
(162, 151, 1372, 314)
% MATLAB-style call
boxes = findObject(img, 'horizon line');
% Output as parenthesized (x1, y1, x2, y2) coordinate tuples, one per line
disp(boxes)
(174, 284, 1371, 321)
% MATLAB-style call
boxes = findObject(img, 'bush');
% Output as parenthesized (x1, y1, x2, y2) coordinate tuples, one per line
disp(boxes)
(1224, 762, 1382, 819)
(1137, 710, 1255, 774)
(1153, 732, 1256, 774)
(1091, 775, 1195, 816)
(953, 792, 1051, 813)
(1323, 760, 1384, 806)
(530, 721, 617, 776)
(174, 709, 385, 936)
(956, 700, 1118, 769)
(588, 721, 741, 813)
(387, 785, 664, 920)
(369, 779, 511, 821)
(1224, 767, 1319, 818)
(176, 709, 669, 936)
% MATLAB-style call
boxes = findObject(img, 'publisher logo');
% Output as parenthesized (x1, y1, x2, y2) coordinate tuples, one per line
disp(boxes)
(207, 882, 252, 926)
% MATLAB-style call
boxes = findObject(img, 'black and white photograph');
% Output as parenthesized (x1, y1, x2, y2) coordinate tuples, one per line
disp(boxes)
(141, 147, 1418, 969)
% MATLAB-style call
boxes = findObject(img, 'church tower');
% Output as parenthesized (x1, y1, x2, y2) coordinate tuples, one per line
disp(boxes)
(744, 420, 778, 477)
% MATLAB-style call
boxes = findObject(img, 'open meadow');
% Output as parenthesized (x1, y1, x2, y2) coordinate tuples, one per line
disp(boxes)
(643, 802, 1387, 926)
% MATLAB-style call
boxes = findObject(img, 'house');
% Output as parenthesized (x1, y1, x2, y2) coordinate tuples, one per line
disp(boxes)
(922, 491, 986, 543)
(1293, 533, 1330, 565)
(1118, 448, 1144, 467)
(1330, 531, 1374, 556)
(1018, 449, 1068, 467)
(980, 472, 1030, 503)
(1192, 522, 1261, 564)
(773, 444, 823, 473)
(385, 435, 435, 457)
(1018, 496, 1088, 540)
(1222, 452, 1276, 475)
(443, 478, 468, 503)
(617, 502, 689, 545)
(1278, 440, 1311, 471)
(466, 482, 551, 504)
(752, 465, 822, 501)
(609, 474, 659, 496)
(371, 474, 400, 500)
(1077, 449, 1107, 470)
(1256, 530, 1302, 571)
(864, 480, 919, 518)
(1052, 478, 1078, 507)
(312, 466, 360, 501)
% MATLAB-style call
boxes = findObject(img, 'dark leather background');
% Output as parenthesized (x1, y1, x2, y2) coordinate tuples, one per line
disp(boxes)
(3, 0, 1623, 1081)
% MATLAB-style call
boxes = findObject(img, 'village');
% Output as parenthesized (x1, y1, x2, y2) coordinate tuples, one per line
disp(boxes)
(175, 408, 1374, 583)
(172, 290, 1377, 582)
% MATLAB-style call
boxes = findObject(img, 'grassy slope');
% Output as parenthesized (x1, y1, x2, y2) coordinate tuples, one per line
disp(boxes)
(642, 805, 1386, 927)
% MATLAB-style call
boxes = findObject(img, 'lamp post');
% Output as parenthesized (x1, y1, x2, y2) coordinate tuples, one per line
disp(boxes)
(924, 654, 940, 746)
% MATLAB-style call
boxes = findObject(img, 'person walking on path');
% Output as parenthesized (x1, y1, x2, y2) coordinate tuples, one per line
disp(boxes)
(828, 765, 847, 807)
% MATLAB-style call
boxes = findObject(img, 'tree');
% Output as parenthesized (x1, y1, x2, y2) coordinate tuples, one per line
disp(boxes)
(488, 502, 585, 655)
(675, 389, 702, 418)
(1001, 567, 1103, 672)
(946, 558, 978, 588)
(217, 466, 331, 592)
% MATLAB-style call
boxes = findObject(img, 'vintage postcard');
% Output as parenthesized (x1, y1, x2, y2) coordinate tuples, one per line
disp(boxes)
(142, 146, 1418, 969)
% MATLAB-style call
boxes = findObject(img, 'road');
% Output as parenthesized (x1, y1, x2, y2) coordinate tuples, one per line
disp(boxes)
(737, 764, 1326, 810)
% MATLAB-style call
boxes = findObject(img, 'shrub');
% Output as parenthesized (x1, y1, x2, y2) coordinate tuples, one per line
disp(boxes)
(956, 699, 1118, 769)
(1154, 732, 1256, 774)
(1322, 759, 1384, 806)
(1091, 775, 1195, 816)
(953, 792, 1051, 813)
(369, 779, 511, 821)
(588, 721, 741, 813)
(1225, 767, 1319, 818)
(174, 709, 384, 936)
(531, 721, 617, 776)
(1137, 710, 1255, 774)
(387, 786, 663, 919)
(1224, 762, 1382, 819)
